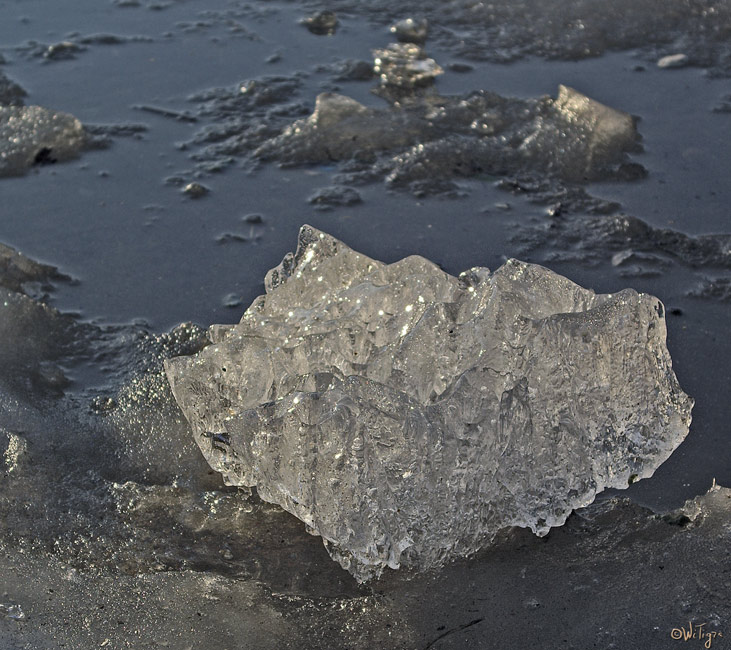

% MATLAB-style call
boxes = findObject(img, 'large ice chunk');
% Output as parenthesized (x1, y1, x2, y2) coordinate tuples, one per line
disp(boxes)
(165, 225, 693, 581)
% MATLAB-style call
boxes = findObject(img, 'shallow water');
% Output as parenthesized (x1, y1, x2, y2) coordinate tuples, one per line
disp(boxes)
(0, 0, 729, 647)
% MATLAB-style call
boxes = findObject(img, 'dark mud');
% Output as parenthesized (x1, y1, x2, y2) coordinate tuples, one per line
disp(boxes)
(0, 0, 729, 647)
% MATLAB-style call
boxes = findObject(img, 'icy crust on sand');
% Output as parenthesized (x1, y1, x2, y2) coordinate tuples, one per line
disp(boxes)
(256, 85, 641, 186)
(0, 105, 86, 176)
(165, 226, 692, 581)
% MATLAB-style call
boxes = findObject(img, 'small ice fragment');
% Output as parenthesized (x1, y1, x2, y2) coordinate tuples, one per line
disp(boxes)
(0, 603, 26, 621)
(223, 293, 243, 309)
(447, 62, 473, 73)
(311, 93, 369, 128)
(133, 104, 197, 122)
(182, 182, 210, 199)
(657, 54, 689, 69)
(612, 250, 634, 266)
(389, 18, 428, 44)
(216, 233, 248, 244)
(549, 85, 639, 181)
(90, 396, 118, 415)
(554, 85, 636, 153)
(308, 185, 362, 210)
(373, 43, 443, 88)
(301, 11, 338, 36)
(0, 105, 86, 177)
(43, 41, 83, 61)
(332, 59, 374, 82)
(254, 93, 410, 164)
(2, 431, 29, 473)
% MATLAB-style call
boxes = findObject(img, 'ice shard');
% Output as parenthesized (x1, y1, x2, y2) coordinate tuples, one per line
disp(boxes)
(165, 226, 693, 581)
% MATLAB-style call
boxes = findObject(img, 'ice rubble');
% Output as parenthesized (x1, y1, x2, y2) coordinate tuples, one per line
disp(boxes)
(165, 226, 693, 581)
(255, 84, 642, 186)
(183, 51, 642, 190)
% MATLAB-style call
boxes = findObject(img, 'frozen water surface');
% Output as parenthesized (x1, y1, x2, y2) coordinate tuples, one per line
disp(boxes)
(0, 0, 729, 646)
